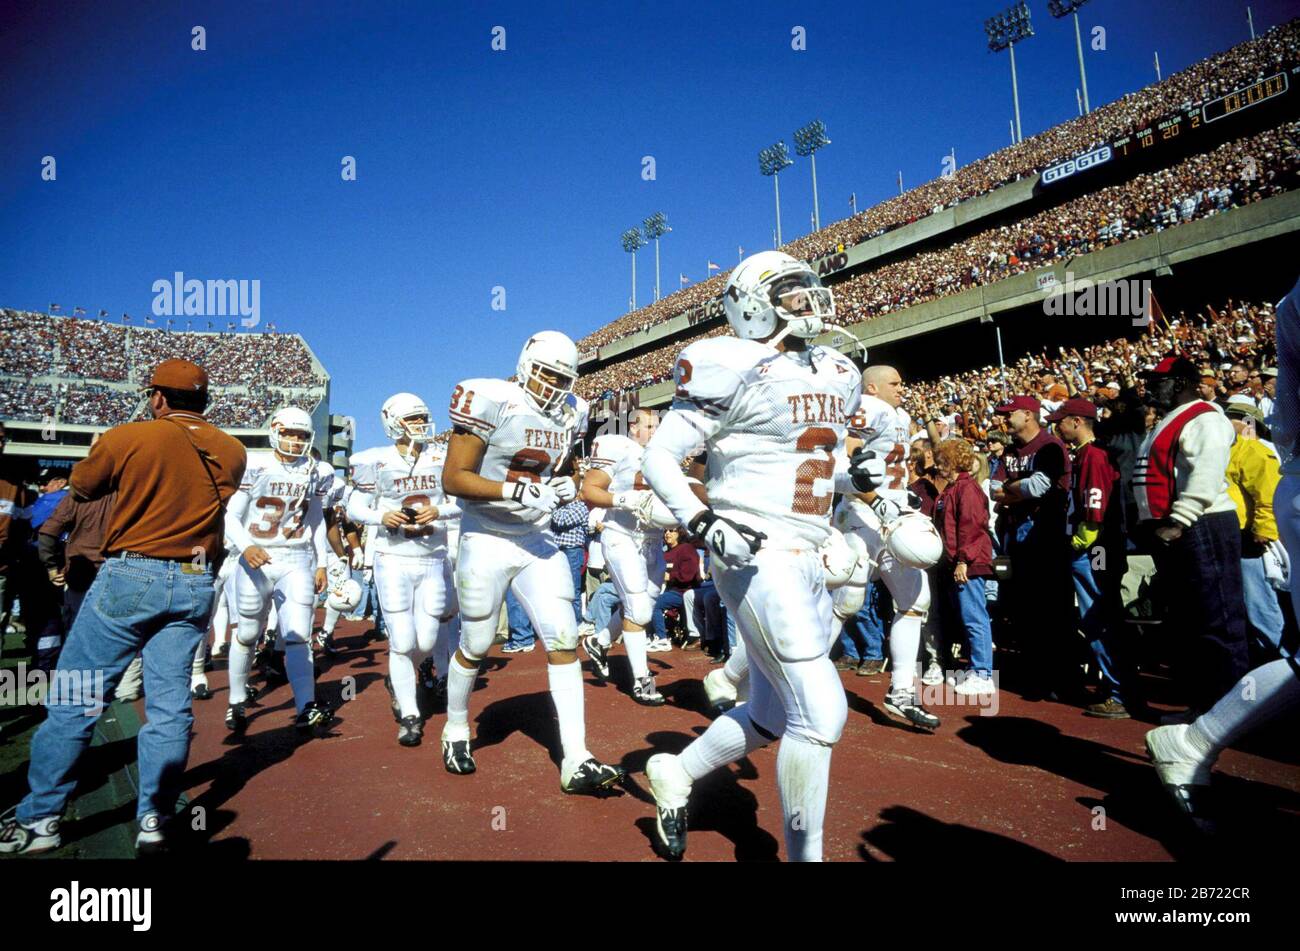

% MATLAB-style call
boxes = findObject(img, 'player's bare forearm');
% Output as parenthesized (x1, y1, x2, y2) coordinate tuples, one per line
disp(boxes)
(326, 519, 345, 558)
(441, 431, 500, 500)
(580, 470, 617, 509)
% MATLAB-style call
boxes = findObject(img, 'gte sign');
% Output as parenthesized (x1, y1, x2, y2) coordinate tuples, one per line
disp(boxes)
(1042, 145, 1113, 185)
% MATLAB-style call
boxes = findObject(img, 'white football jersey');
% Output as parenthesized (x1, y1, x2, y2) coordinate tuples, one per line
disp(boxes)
(234, 452, 335, 551)
(588, 433, 650, 536)
(448, 377, 588, 536)
(350, 443, 453, 556)
(850, 395, 914, 507)
(656, 336, 861, 548)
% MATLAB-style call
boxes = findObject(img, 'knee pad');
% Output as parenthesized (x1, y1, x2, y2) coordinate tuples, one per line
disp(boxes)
(418, 572, 456, 620)
(458, 615, 496, 662)
(456, 571, 501, 624)
(788, 687, 847, 747)
(832, 583, 865, 621)
(623, 589, 655, 628)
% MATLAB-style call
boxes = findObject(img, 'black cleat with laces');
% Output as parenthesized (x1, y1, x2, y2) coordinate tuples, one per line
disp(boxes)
(294, 700, 334, 735)
(561, 758, 627, 796)
(442, 738, 476, 775)
(632, 674, 666, 706)
(225, 701, 249, 733)
(883, 692, 940, 730)
(582, 634, 610, 681)
(397, 715, 424, 747)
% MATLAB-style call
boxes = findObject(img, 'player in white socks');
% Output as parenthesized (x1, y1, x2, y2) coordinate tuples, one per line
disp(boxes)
(223, 406, 335, 736)
(640, 250, 865, 862)
(347, 393, 460, 747)
(440, 331, 626, 794)
(580, 407, 670, 706)
(831, 365, 941, 730)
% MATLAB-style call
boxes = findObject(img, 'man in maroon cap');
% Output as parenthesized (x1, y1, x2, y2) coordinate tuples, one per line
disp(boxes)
(1133, 356, 1246, 719)
(991, 394, 1078, 701)
(1048, 397, 1133, 718)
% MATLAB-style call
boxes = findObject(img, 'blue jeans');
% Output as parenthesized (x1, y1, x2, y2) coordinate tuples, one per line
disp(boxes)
(944, 574, 994, 678)
(1241, 555, 1285, 654)
(19, 556, 215, 824)
(652, 588, 688, 641)
(562, 546, 585, 624)
(505, 589, 535, 648)
(839, 579, 886, 662)
(585, 581, 620, 632)
(1071, 551, 1130, 702)
(696, 580, 727, 652)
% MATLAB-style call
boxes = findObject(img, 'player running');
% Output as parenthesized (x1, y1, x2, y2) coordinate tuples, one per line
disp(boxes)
(439, 331, 626, 794)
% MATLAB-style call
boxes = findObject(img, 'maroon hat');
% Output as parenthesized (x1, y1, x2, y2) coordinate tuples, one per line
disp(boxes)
(1046, 397, 1100, 423)
(1139, 355, 1199, 381)
(994, 395, 1041, 415)
(149, 358, 208, 393)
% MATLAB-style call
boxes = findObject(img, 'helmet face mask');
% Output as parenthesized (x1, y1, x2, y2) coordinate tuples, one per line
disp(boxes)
(724, 251, 835, 344)
(269, 407, 314, 460)
(516, 332, 579, 415)
(381, 393, 432, 442)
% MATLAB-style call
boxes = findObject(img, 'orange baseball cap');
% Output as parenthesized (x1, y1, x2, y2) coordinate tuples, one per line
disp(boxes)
(149, 358, 209, 392)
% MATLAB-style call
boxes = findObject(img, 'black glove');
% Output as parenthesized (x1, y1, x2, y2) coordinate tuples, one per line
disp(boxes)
(688, 509, 767, 569)
(848, 448, 886, 493)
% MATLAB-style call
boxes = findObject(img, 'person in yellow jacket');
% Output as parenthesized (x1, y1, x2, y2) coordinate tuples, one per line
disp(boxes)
(1223, 398, 1285, 654)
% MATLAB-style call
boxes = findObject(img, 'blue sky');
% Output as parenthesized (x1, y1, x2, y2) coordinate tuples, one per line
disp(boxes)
(2, 0, 1292, 449)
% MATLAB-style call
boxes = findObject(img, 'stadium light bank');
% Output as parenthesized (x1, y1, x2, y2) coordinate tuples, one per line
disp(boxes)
(984, 2, 1034, 144)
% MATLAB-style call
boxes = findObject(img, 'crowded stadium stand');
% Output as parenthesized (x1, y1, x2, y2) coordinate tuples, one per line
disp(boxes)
(0, 310, 349, 467)
(574, 19, 1300, 413)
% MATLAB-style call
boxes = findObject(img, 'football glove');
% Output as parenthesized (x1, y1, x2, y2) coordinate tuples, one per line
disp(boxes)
(612, 490, 651, 512)
(848, 448, 886, 493)
(688, 509, 766, 570)
(547, 476, 578, 504)
(868, 494, 902, 526)
(509, 480, 560, 514)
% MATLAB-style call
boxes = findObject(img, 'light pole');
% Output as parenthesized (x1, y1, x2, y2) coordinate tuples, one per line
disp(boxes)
(1049, 0, 1092, 115)
(985, 2, 1034, 144)
(621, 227, 645, 312)
(642, 212, 670, 302)
(794, 119, 830, 232)
(759, 141, 794, 247)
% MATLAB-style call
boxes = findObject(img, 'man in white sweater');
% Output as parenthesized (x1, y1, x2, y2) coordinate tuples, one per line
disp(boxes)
(1133, 356, 1248, 715)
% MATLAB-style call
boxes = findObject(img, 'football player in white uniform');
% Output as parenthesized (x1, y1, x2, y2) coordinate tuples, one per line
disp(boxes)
(347, 393, 460, 746)
(579, 407, 670, 705)
(424, 436, 461, 704)
(640, 250, 866, 861)
(440, 331, 626, 793)
(831, 365, 942, 730)
(223, 407, 335, 736)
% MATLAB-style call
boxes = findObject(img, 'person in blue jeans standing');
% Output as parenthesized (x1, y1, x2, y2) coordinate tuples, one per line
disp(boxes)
(0, 359, 247, 856)
(836, 579, 888, 675)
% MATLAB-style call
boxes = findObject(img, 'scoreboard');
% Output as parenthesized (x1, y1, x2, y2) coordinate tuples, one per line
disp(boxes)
(1042, 65, 1297, 187)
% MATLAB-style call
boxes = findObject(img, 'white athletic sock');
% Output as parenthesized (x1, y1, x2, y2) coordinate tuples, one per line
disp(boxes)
(227, 640, 253, 704)
(444, 657, 477, 738)
(322, 605, 341, 636)
(679, 706, 771, 782)
(547, 660, 590, 767)
(191, 640, 207, 677)
(389, 649, 420, 719)
(284, 642, 314, 713)
(888, 614, 922, 695)
(211, 602, 229, 647)
(777, 736, 833, 862)
(624, 627, 650, 679)
(1190, 659, 1300, 755)
(724, 642, 748, 687)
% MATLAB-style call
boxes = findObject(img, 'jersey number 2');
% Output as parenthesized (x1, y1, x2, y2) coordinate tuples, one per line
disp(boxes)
(793, 427, 836, 516)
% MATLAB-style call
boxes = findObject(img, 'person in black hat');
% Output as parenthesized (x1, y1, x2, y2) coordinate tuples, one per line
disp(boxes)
(1132, 356, 1248, 719)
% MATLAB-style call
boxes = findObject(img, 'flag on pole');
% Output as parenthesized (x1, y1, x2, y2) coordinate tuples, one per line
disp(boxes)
(267, 322, 276, 331)
(679, 274, 690, 288)
(145, 315, 157, 325)
(738, 245, 744, 258)
(185, 319, 192, 331)
(707, 261, 720, 272)
(897, 170, 903, 193)
(49, 303, 61, 312)
(207, 320, 213, 330)
(122, 313, 131, 323)
(226, 321, 236, 331)
(98, 309, 108, 318)
(166, 319, 174, 330)
(1147, 289, 1171, 331)
(73, 306, 86, 316)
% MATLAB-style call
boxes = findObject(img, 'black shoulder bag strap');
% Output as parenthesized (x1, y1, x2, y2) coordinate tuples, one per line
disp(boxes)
(161, 415, 229, 574)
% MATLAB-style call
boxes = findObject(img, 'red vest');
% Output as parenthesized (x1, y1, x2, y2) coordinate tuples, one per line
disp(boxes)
(1134, 401, 1216, 521)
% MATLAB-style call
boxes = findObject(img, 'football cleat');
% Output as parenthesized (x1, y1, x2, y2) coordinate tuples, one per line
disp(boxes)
(314, 631, 340, 656)
(225, 701, 249, 733)
(560, 758, 627, 796)
(883, 692, 940, 730)
(442, 738, 477, 775)
(645, 753, 691, 861)
(397, 715, 424, 747)
(1145, 725, 1217, 834)
(702, 667, 738, 714)
(382, 674, 403, 723)
(582, 634, 610, 681)
(632, 674, 666, 707)
(0, 810, 60, 855)
(190, 681, 212, 701)
(294, 701, 334, 736)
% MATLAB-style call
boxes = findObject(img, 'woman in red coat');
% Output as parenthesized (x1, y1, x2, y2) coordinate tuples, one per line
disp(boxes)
(933, 439, 996, 695)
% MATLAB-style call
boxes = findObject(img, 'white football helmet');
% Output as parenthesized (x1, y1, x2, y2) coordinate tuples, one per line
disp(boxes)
(381, 392, 433, 442)
(883, 512, 943, 570)
(818, 528, 861, 590)
(269, 406, 314, 459)
(722, 251, 834, 346)
(517, 331, 579, 415)
(326, 578, 363, 613)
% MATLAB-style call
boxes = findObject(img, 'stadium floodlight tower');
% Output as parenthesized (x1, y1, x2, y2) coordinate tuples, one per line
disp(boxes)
(758, 141, 794, 247)
(642, 212, 671, 302)
(793, 119, 831, 232)
(1048, 0, 1092, 115)
(984, 2, 1034, 144)
(621, 227, 646, 312)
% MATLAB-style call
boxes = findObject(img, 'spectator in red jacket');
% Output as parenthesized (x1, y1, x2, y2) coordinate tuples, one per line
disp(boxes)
(933, 438, 996, 695)
(650, 528, 700, 651)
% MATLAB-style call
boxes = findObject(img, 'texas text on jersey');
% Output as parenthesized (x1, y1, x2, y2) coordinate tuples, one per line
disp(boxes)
(447, 377, 588, 536)
(231, 451, 335, 552)
(349, 443, 455, 556)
